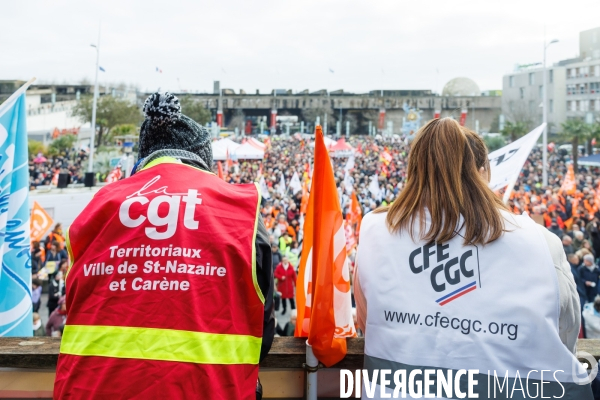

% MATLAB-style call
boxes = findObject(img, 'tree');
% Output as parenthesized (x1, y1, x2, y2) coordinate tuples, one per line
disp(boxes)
(587, 123, 600, 155)
(501, 121, 529, 142)
(483, 136, 506, 152)
(179, 96, 211, 125)
(561, 118, 590, 172)
(48, 134, 77, 156)
(72, 95, 142, 147)
(28, 140, 46, 159)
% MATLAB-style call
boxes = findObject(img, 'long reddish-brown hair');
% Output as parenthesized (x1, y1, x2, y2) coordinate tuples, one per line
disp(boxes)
(377, 118, 507, 245)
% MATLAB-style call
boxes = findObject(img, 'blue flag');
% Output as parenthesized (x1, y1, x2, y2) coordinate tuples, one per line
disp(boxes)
(0, 91, 33, 337)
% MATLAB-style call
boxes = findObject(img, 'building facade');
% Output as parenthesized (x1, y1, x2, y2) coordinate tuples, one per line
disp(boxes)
(502, 26, 600, 134)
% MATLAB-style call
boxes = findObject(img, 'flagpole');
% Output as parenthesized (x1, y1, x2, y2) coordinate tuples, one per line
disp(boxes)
(88, 23, 101, 173)
(306, 342, 318, 400)
(0, 78, 36, 118)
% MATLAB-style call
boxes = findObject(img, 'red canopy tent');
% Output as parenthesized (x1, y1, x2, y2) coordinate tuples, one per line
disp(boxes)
(328, 138, 355, 158)
(328, 138, 354, 152)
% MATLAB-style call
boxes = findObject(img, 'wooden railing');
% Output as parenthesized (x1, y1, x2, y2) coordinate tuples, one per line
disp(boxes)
(1, 337, 600, 399)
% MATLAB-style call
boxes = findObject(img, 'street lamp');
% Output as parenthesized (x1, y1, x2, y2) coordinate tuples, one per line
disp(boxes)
(88, 27, 101, 175)
(542, 38, 558, 187)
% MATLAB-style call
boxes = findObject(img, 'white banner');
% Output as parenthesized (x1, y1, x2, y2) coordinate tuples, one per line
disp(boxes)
(259, 176, 271, 200)
(488, 124, 545, 192)
(289, 172, 302, 195)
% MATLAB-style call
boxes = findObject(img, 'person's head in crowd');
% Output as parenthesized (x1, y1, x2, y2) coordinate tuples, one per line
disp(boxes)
(50, 242, 58, 254)
(574, 231, 584, 241)
(594, 297, 600, 314)
(572, 224, 580, 232)
(583, 254, 595, 268)
(290, 241, 299, 250)
(59, 259, 69, 273)
(32, 279, 42, 290)
(567, 254, 580, 267)
(55, 270, 64, 282)
(281, 256, 289, 267)
(53, 223, 62, 235)
(562, 236, 572, 246)
(271, 244, 279, 254)
(138, 92, 213, 169)
(33, 312, 41, 325)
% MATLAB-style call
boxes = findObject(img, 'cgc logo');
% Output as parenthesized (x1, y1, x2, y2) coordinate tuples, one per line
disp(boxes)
(119, 175, 202, 240)
(408, 241, 481, 306)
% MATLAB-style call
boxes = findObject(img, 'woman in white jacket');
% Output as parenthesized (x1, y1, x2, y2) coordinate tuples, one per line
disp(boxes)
(354, 118, 591, 399)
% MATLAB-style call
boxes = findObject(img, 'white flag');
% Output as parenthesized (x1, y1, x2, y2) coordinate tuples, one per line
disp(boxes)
(368, 175, 381, 200)
(344, 155, 355, 172)
(488, 124, 545, 192)
(259, 176, 271, 199)
(344, 173, 354, 195)
(277, 173, 286, 196)
(289, 172, 302, 195)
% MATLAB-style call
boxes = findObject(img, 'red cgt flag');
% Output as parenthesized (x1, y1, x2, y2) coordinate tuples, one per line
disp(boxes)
(295, 125, 356, 367)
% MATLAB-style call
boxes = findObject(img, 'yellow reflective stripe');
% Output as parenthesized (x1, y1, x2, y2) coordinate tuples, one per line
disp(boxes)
(140, 156, 216, 176)
(64, 226, 75, 282)
(252, 182, 264, 304)
(61, 325, 261, 365)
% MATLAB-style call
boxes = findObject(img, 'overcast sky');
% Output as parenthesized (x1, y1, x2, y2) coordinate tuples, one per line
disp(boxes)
(2, 0, 598, 95)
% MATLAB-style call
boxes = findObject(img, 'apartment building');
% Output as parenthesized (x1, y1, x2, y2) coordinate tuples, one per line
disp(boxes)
(502, 26, 600, 133)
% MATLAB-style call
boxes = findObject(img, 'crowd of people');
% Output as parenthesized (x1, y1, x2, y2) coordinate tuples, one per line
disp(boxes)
(213, 134, 600, 337)
(30, 223, 68, 337)
(29, 133, 600, 338)
(28, 149, 88, 189)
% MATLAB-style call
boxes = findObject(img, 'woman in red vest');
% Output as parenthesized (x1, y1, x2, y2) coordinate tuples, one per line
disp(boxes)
(54, 93, 274, 400)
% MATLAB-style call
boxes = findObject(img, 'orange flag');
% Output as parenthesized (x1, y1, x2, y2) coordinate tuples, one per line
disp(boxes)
(30, 201, 54, 242)
(560, 164, 576, 195)
(350, 192, 362, 237)
(295, 125, 356, 367)
(217, 161, 225, 180)
(300, 181, 309, 214)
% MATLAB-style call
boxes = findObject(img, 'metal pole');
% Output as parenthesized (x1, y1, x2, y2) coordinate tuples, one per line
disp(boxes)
(542, 38, 558, 187)
(88, 25, 101, 173)
(542, 42, 548, 187)
(306, 342, 318, 400)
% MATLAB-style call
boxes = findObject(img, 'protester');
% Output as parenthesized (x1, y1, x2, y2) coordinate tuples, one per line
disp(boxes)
(354, 119, 591, 397)
(33, 312, 45, 337)
(31, 241, 45, 275)
(579, 254, 600, 303)
(275, 310, 296, 337)
(31, 279, 42, 313)
(274, 256, 297, 315)
(583, 298, 600, 339)
(45, 224, 65, 250)
(44, 242, 64, 277)
(46, 296, 67, 337)
(47, 271, 64, 316)
(53, 92, 274, 400)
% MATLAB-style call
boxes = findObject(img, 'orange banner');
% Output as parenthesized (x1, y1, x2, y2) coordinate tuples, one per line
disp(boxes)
(295, 125, 356, 367)
(30, 201, 53, 242)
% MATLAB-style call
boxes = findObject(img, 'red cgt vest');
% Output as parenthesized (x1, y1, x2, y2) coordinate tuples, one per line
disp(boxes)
(54, 158, 264, 400)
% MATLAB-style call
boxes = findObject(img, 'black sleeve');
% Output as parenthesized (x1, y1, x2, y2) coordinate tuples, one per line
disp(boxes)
(255, 217, 275, 363)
